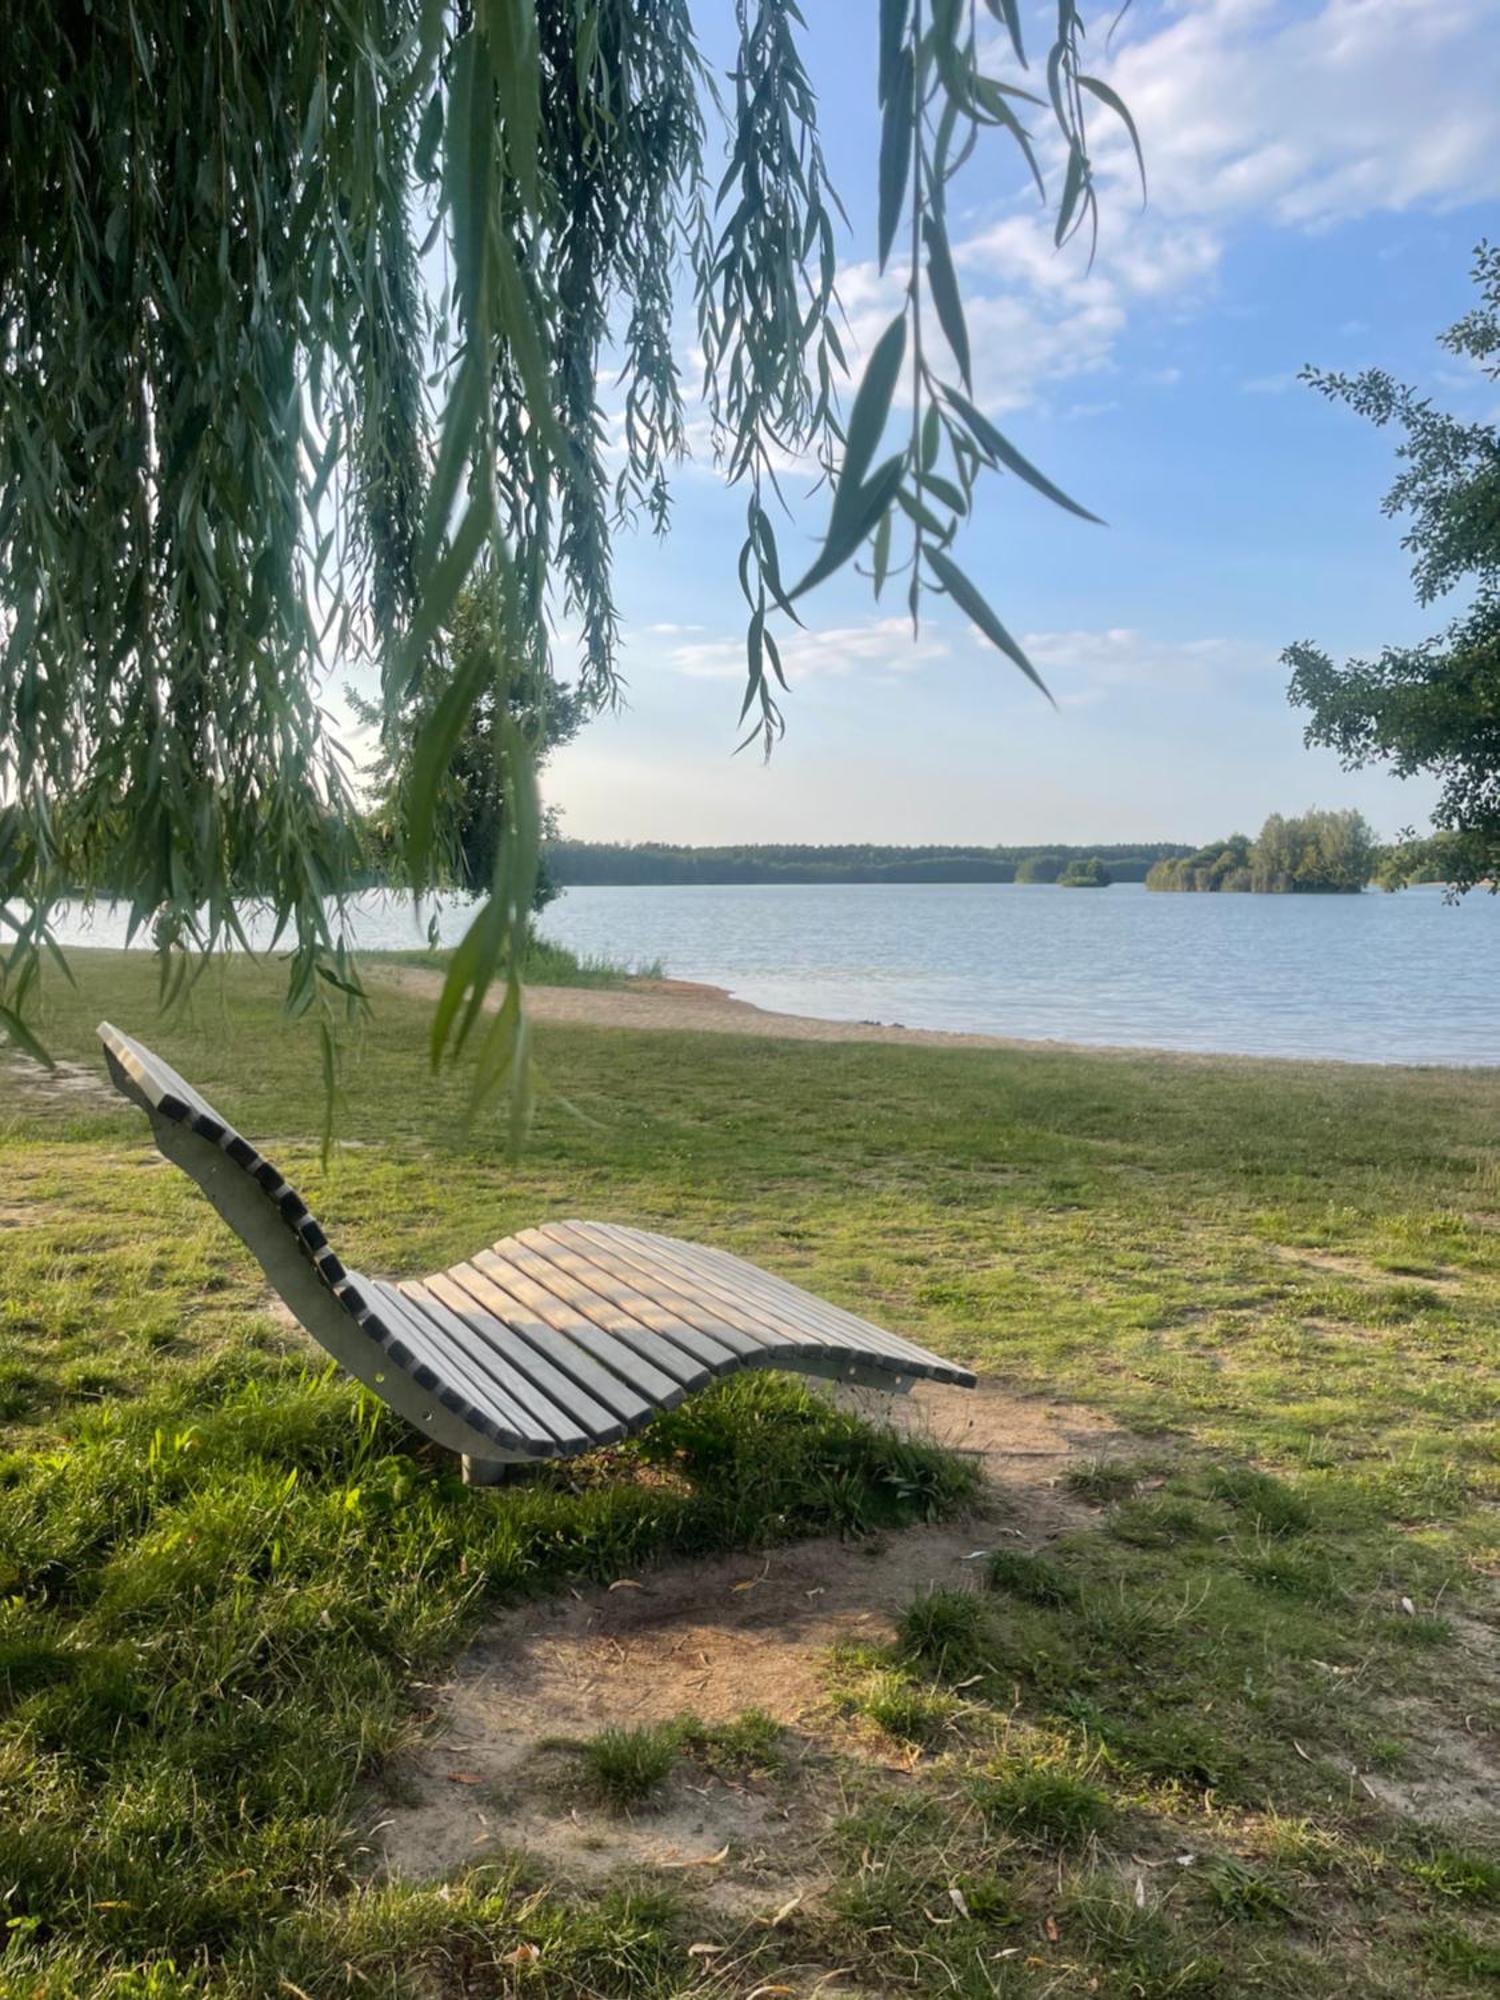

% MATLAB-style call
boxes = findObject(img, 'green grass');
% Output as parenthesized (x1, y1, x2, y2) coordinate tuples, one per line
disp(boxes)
(565, 1710, 786, 1807)
(573, 1725, 681, 1809)
(3, 949, 1500, 1995)
(365, 930, 664, 987)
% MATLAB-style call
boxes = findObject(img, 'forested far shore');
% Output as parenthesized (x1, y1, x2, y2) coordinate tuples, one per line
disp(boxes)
(544, 841, 1191, 886)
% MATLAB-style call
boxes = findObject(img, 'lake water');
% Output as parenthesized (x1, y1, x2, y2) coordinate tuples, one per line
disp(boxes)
(543, 881, 1500, 1067)
(49, 881, 1500, 1066)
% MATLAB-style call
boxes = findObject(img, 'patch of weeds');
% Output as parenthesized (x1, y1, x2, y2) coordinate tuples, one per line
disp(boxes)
(1206, 1464, 1315, 1534)
(1260, 1815, 1386, 1889)
(1422, 1920, 1500, 1979)
(1091, 1712, 1245, 1796)
(1199, 1856, 1295, 1922)
(1353, 1459, 1472, 1522)
(849, 1669, 960, 1747)
(1110, 1496, 1217, 1547)
(574, 1723, 678, 1809)
(1067, 1458, 1148, 1505)
(986, 1546, 1080, 1606)
(971, 1751, 1114, 1848)
(1077, 1589, 1174, 1664)
(677, 1708, 785, 1776)
(1409, 1849, 1500, 1904)
(896, 1587, 992, 1681)
(1063, 1887, 1226, 1998)
(1382, 1612, 1453, 1647)
(1235, 1547, 1341, 1602)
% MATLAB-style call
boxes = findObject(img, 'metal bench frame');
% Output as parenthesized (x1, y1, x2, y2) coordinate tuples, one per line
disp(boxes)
(99, 1021, 974, 1481)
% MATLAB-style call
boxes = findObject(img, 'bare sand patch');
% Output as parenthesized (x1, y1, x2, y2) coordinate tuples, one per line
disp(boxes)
(369, 962, 1278, 1065)
(1, 1055, 116, 1111)
(1272, 1245, 1468, 1294)
(366, 1380, 1140, 1894)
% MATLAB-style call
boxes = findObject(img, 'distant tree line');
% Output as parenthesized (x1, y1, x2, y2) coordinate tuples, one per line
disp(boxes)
(544, 842, 1188, 886)
(1146, 810, 1378, 894)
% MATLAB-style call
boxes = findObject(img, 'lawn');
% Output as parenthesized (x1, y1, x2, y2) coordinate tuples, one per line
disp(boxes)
(2, 950, 1499, 1997)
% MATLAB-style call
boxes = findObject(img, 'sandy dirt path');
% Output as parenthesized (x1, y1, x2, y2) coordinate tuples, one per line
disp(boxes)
(370, 961, 1114, 1055)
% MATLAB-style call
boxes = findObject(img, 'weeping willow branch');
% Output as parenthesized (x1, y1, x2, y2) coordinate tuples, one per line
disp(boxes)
(0, 0, 1140, 1127)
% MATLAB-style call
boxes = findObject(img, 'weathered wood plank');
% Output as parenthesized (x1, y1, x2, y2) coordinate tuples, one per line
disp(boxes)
(491, 1235, 724, 1390)
(398, 1283, 593, 1453)
(518, 1227, 743, 1373)
(371, 1282, 554, 1452)
(543, 1223, 777, 1362)
(560, 1221, 804, 1360)
(470, 1246, 690, 1402)
(444, 1262, 662, 1429)
(562, 1221, 847, 1369)
(425, 1270, 627, 1444)
(625, 1227, 964, 1381)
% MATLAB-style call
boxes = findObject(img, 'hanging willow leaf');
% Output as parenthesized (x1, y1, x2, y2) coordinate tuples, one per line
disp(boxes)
(923, 215, 971, 389)
(792, 455, 906, 598)
(0, 1002, 54, 1070)
(1080, 72, 1147, 200)
(833, 315, 908, 515)
(941, 387, 1105, 523)
(877, 47, 915, 272)
(925, 547, 1054, 701)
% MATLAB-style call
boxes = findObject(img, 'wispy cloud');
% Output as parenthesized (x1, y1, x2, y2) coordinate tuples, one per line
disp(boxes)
(660, 616, 951, 684)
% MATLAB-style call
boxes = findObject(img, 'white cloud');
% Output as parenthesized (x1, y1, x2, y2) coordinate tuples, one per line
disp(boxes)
(848, 0, 1500, 417)
(663, 615, 951, 684)
(1016, 626, 1271, 701)
(1097, 0, 1500, 230)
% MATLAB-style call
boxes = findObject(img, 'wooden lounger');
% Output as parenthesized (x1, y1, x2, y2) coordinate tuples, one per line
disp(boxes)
(99, 1022, 974, 1480)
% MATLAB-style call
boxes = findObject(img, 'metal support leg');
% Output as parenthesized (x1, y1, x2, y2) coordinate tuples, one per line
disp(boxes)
(461, 1453, 514, 1486)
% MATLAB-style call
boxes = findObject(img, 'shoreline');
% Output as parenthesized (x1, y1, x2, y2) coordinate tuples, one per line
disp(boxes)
(367, 962, 1484, 1072)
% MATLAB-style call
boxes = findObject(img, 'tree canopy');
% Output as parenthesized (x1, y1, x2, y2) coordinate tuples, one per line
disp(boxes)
(1146, 812, 1376, 894)
(1285, 244, 1500, 897)
(0, 1, 1137, 1108)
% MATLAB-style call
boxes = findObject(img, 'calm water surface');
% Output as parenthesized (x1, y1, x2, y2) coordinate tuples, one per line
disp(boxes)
(52, 881, 1500, 1066)
(540, 881, 1499, 1066)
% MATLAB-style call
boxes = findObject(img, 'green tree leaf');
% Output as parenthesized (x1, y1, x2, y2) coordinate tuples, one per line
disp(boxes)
(942, 386, 1104, 523)
(925, 547, 1054, 700)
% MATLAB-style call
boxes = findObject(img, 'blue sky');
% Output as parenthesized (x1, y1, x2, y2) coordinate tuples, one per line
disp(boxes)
(540, 0, 1500, 848)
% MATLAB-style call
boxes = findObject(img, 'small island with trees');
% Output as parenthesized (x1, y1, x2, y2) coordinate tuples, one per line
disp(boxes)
(1057, 856, 1113, 887)
(1146, 809, 1378, 893)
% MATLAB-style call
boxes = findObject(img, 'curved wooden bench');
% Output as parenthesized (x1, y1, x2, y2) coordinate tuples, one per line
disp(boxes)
(99, 1021, 974, 1480)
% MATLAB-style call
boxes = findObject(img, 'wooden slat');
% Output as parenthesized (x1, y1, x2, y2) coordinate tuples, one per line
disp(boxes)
(679, 1232, 959, 1372)
(471, 1246, 689, 1403)
(543, 1224, 777, 1362)
(493, 1234, 723, 1390)
(442, 1262, 661, 1430)
(630, 1227, 949, 1373)
(370, 1282, 551, 1452)
(563, 1221, 839, 1366)
(604, 1226, 941, 1381)
(398, 1283, 593, 1453)
(520, 1227, 744, 1374)
(425, 1270, 627, 1444)
(519, 1226, 747, 1368)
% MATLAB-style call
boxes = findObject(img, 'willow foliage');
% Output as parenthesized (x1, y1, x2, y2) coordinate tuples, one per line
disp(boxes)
(0, 0, 1136, 1108)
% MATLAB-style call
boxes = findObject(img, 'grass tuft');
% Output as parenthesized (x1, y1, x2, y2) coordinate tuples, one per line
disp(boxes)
(575, 1724, 679, 1809)
(971, 1752, 1114, 1848)
(896, 1588, 992, 1682)
(1066, 1458, 1148, 1505)
(986, 1546, 1080, 1606)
